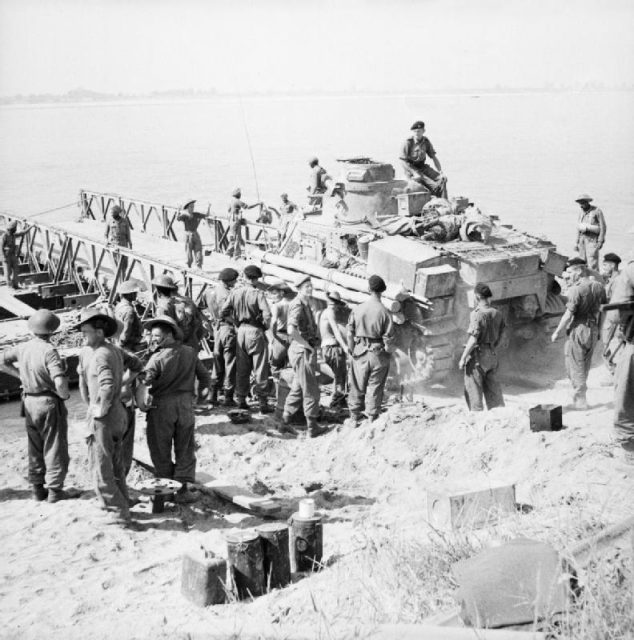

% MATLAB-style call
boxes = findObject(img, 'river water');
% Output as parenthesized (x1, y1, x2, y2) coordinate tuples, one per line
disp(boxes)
(0, 91, 633, 257)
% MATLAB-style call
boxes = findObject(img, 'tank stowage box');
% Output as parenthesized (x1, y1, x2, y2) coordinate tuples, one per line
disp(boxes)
(181, 549, 227, 606)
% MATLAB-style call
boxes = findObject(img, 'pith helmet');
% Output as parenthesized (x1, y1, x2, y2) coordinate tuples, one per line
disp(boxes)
(73, 308, 118, 337)
(232, 188, 242, 198)
(143, 315, 183, 341)
(152, 274, 178, 290)
(575, 194, 593, 203)
(119, 279, 143, 295)
(28, 309, 60, 335)
(182, 199, 196, 210)
(327, 290, 344, 304)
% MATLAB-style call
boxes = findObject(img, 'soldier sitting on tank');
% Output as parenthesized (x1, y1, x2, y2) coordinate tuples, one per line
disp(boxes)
(400, 121, 447, 198)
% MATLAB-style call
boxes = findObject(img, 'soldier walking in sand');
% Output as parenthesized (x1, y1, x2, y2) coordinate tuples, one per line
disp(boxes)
(459, 283, 506, 411)
(551, 257, 606, 410)
(0, 310, 72, 502)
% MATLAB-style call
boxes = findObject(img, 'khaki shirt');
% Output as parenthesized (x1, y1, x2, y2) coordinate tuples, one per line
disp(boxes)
(348, 297, 394, 351)
(566, 278, 606, 327)
(2, 337, 66, 395)
(205, 285, 233, 326)
(221, 284, 271, 329)
(576, 206, 606, 245)
(467, 306, 505, 347)
(288, 298, 319, 346)
(400, 135, 437, 171)
(143, 343, 211, 398)
(115, 298, 143, 350)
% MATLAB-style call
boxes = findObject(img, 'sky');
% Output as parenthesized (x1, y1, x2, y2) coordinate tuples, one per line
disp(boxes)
(0, 0, 633, 96)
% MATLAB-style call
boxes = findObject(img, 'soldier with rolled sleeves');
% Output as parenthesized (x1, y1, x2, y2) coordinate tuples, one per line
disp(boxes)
(221, 265, 273, 413)
(347, 275, 395, 426)
(458, 283, 506, 411)
(400, 121, 447, 198)
(600, 252, 622, 377)
(574, 194, 606, 271)
(282, 275, 327, 437)
(204, 267, 239, 407)
(142, 315, 212, 503)
(76, 309, 144, 522)
(0, 310, 71, 502)
(115, 279, 144, 353)
(551, 257, 606, 410)
(177, 199, 210, 269)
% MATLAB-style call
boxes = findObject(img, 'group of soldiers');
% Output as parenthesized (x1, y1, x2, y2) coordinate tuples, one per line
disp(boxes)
(0, 261, 397, 524)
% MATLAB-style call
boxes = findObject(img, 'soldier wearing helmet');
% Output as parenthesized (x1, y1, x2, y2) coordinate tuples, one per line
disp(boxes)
(0, 309, 71, 502)
(574, 194, 606, 271)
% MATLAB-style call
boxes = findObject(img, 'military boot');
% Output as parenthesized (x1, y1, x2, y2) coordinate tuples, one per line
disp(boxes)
(308, 420, 328, 438)
(236, 397, 250, 411)
(279, 413, 297, 435)
(345, 412, 362, 428)
(48, 488, 70, 503)
(259, 398, 274, 414)
(32, 484, 47, 502)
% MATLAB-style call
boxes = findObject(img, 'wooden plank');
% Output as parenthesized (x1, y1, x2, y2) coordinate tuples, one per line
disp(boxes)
(195, 472, 281, 516)
(0, 287, 36, 318)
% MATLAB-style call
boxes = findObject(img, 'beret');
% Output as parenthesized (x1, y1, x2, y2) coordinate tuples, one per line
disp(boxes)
(368, 274, 387, 293)
(410, 121, 425, 130)
(218, 267, 239, 282)
(474, 283, 493, 298)
(244, 265, 263, 279)
(602, 252, 621, 265)
(566, 257, 587, 268)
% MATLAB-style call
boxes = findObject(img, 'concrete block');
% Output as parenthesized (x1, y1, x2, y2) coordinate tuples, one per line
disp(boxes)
(427, 484, 516, 530)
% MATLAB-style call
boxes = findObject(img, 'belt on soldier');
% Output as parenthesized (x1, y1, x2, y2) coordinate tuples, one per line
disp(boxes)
(23, 391, 59, 399)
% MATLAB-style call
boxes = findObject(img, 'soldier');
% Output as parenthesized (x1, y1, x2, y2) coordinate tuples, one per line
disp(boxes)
(204, 267, 239, 406)
(347, 275, 395, 426)
(152, 274, 178, 320)
(1, 220, 32, 289)
(105, 205, 132, 276)
(227, 188, 261, 259)
(282, 274, 326, 436)
(458, 283, 506, 411)
(610, 232, 634, 463)
(177, 199, 209, 269)
(277, 193, 301, 245)
(76, 309, 143, 522)
(142, 315, 212, 503)
(319, 290, 349, 407)
(400, 121, 447, 198)
(0, 310, 70, 502)
(600, 252, 622, 378)
(307, 157, 331, 207)
(574, 194, 606, 271)
(115, 279, 144, 353)
(267, 277, 292, 373)
(551, 257, 606, 410)
(221, 265, 273, 413)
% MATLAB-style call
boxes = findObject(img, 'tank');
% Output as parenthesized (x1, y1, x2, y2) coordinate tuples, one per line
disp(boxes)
(249, 158, 569, 387)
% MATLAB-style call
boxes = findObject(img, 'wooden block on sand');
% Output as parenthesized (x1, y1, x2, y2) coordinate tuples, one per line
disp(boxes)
(427, 484, 516, 531)
(195, 472, 281, 517)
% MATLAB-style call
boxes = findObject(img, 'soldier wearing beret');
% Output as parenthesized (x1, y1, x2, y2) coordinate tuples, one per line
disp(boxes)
(551, 257, 606, 410)
(141, 315, 212, 503)
(574, 194, 606, 271)
(282, 275, 326, 437)
(0, 310, 71, 502)
(76, 309, 144, 522)
(347, 275, 395, 426)
(227, 188, 261, 259)
(204, 267, 239, 406)
(177, 199, 210, 269)
(459, 283, 506, 411)
(221, 265, 273, 413)
(1, 219, 33, 289)
(399, 121, 447, 198)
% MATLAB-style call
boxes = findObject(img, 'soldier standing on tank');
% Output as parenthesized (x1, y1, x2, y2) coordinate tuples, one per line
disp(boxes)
(141, 315, 211, 503)
(115, 279, 144, 353)
(205, 267, 239, 406)
(221, 265, 273, 413)
(400, 121, 447, 198)
(76, 309, 144, 523)
(551, 257, 606, 410)
(574, 194, 606, 271)
(599, 252, 622, 378)
(458, 283, 506, 411)
(307, 157, 332, 207)
(1, 220, 33, 289)
(282, 275, 327, 436)
(610, 228, 634, 464)
(320, 290, 350, 408)
(0, 310, 71, 502)
(227, 188, 261, 259)
(347, 275, 395, 426)
(267, 278, 292, 373)
(177, 199, 210, 269)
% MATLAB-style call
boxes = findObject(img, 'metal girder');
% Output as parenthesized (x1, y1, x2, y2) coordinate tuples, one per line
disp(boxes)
(40, 282, 79, 299)
(78, 189, 279, 252)
(63, 293, 100, 308)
